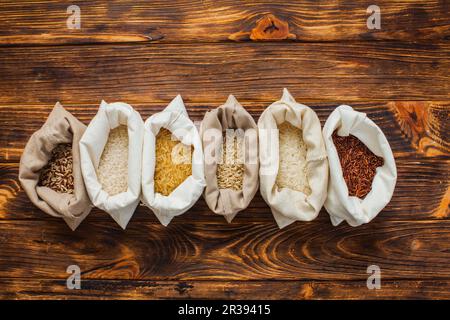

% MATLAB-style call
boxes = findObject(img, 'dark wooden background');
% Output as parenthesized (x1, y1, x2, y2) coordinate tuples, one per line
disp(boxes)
(0, 1, 449, 299)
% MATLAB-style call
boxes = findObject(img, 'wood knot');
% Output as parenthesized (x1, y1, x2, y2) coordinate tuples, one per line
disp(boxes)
(410, 239, 422, 251)
(301, 283, 314, 299)
(229, 14, 296, 41)
(434, 186, 450, 219)
(175, 282, 194, 295)
(389, 101, 449, 156)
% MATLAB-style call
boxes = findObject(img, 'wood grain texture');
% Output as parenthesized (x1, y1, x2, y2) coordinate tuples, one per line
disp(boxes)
(0, 42, 449, 105)
(0, 0, 449, 300)
(0, 0, 449, 45)
(0, 220, 449, 281)
(2, 279, 449, 300)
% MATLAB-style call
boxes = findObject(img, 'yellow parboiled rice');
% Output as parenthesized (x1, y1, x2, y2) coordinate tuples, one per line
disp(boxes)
(154, 128, 192, 196)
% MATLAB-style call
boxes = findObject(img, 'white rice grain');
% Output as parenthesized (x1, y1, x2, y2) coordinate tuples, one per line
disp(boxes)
(97, 125, 129, 196)
(276, 122, 311, 195)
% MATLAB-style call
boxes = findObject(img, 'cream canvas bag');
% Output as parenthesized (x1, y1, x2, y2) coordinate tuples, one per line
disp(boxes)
(19, 102, 93, 230)
(79, 100, 144, 229)
(258, 89, 328, 229)
(200, 95, 259, 222)
(323, 105, 397, 226)
(141, 95, 205, 226)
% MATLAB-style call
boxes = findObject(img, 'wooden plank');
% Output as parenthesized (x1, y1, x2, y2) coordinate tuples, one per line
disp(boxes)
(1, 154, 448, 222)
(0, 220, 449, 281)
(0, 1, 449, 45)
(1, 279, 449, 299)
(0, 43, 449, 105)
(1, 101, 448, 162)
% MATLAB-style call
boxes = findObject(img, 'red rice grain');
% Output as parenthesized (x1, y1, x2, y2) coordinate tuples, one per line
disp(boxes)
(332, 132, 384, 198)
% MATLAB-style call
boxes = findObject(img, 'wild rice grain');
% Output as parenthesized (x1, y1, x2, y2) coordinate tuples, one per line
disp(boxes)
(39, 143, 74, 194)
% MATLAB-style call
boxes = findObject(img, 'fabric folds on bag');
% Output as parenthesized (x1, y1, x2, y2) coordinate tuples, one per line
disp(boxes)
(200, 95, 259, 222)
(79, 100, 144, 229)
(141, 95, 205, 226)
(19, 102, 92, 230)
(258, 89, 328, 229)
(322, 105, 397, 226)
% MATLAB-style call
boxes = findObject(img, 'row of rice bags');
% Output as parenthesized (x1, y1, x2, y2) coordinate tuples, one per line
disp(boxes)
(199, 89, 396, 228)
(19, 90, 396, 230)
(80, 96, 205, 229)
(257, 89, 397, 228)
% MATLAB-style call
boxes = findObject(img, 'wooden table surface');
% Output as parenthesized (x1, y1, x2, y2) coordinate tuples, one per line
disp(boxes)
(0, 1, 449, 300)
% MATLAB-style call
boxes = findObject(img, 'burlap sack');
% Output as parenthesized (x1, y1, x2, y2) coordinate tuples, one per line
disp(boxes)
(19, 102, 93, 230)
(258, 89, 329, 229)
(200, 95, 259, 222)
(323, 105, 397, 226)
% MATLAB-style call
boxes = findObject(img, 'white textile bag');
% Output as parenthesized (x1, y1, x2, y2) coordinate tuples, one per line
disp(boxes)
(141, 95, 205, 226)
(258, 89, 329, 229)
(79, 100, 144, 229)
(323, 105, 397, 227)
